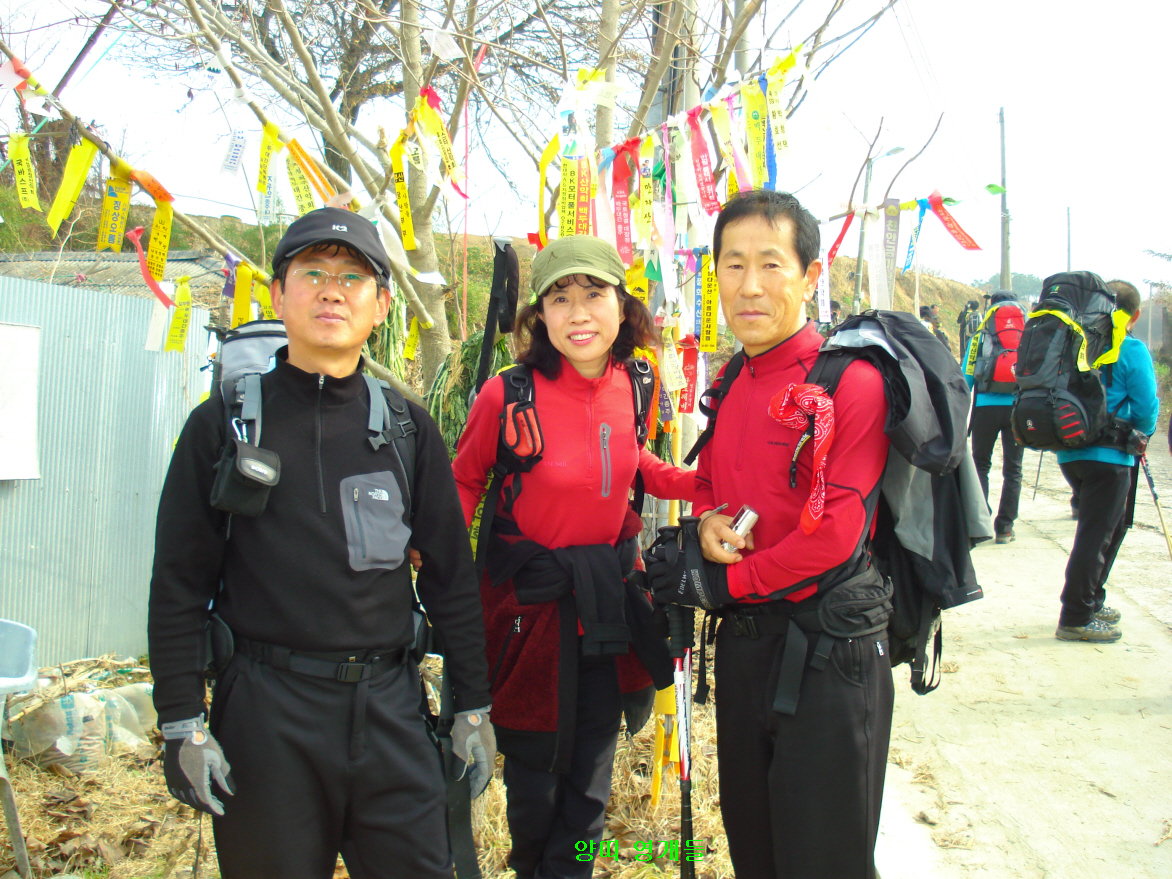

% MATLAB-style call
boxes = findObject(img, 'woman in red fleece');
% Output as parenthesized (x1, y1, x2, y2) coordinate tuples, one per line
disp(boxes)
(453, 235, 695, 879)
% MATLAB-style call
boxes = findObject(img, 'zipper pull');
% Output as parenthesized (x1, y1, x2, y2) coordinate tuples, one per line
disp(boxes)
(318, 375, 325, 389)
(513, 616, 522, 633)
(353, 487, 359, 502)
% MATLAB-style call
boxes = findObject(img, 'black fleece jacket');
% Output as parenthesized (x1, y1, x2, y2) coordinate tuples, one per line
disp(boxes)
(148, 352, 490, 724)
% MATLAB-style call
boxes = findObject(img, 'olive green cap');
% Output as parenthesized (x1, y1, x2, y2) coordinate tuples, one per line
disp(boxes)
(529, 235, 626, 301)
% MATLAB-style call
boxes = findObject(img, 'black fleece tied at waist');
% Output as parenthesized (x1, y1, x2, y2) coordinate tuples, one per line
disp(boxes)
(489, 537, 637, 656)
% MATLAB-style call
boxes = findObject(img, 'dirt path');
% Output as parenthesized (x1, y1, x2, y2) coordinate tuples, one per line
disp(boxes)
(877, 445, 1172, 878)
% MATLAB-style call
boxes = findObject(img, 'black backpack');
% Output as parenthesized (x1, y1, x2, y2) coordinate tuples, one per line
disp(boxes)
(469, 360, 656, 575)
(1011, 271, 1124, 451)
(688, 314, 986, 693)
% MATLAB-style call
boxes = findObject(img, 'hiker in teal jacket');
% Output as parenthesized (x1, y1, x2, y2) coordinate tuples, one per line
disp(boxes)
(1054, 280, 1159, 643)
(964, 290, 1025, 543)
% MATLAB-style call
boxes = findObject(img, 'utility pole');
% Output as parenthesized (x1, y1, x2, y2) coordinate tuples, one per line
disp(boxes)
(999, 107, 1011, 291)
(1067, 207, 1072, 271)
(852, 161, 873, 315)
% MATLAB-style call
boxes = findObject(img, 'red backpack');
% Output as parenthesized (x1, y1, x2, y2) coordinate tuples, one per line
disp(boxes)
(966, 300, 1027, 394)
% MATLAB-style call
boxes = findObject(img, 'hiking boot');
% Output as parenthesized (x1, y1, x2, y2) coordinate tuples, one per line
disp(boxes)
(1055, 620, 1122, 642)
(1094, 606, 1122, 624)
(995, 530, 1015, 544)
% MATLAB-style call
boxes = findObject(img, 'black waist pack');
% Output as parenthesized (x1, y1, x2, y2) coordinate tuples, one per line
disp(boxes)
(210, 436, 281, 517)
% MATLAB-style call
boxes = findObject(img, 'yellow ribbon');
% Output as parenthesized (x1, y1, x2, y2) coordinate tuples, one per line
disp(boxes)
(637, 135, 656, 248)
(164, 276, 192, 352)
(146, 201, 173, 282)
(96, 174, 131, 252)
(626, 258, 649, 305)
(287, 138, 335, 201)
(46, 139, 99, 235)
(404, 315, 420, 360)
(390, 132, 416, 250)
(417, 92, 466, 192)
(232, 263, 254, 328)
(257, 122, 285, 194)
(285, 154, 316, 216)
(255, 281, 276, 320)
(10, 133, 40, 210)
(741, 79, 768, 189)
(699, 254, 719, 353)
(764, 45, 802, 162)
(536, 134, 560, 247)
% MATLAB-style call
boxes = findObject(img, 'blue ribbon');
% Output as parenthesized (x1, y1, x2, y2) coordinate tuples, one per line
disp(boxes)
(761, 74, 777, 191)
(902, 200, 930, 273)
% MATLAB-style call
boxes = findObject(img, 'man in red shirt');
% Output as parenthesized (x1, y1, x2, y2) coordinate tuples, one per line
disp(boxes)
(651, 191, 894, 878)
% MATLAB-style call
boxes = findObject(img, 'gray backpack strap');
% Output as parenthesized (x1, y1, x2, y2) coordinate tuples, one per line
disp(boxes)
(363, 374, 417, 521)
(363, 374, 392, 440)
(238, 372, 264, 444)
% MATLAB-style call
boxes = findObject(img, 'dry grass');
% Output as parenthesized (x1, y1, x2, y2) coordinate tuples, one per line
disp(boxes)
(3, 647, 733, 878)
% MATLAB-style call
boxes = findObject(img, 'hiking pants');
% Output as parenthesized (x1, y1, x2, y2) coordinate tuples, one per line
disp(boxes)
(714, 619, 894, 879)
(970, 404, 1024, 536)
(503, 654, 622, 879)
(1059, 460, 1138, 627)
(208, 651, 451, 879)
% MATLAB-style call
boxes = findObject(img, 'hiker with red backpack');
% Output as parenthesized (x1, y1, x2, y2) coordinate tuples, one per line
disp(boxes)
(964, 289, 1028, 543)
(451, 235, 692, 879)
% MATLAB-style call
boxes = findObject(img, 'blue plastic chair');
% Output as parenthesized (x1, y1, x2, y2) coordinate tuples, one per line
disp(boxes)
(0, 619, 37, 878)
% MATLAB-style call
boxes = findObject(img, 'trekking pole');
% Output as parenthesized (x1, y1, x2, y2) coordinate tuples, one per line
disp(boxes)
(1032, 450, 1044, 501)
(666, 604, 696, 879)
(1140, 456, 1172, 565)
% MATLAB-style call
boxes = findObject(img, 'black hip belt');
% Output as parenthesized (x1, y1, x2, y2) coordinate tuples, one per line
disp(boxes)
(718, 566, 891, 717)
(235, 636, 407, 683)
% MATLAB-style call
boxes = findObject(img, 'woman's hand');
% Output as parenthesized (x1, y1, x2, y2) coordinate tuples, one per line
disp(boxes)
(698, 511, 754, 564)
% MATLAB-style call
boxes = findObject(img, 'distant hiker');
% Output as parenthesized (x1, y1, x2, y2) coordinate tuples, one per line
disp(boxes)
(964, 289, 1028, 543)
(830, 298, 842, 325)
(1054, 279, 1158, 642)
(149, 208, 493, 877)
(919, 305, 935, 331)
(452, 235, 690, 879)
(649, 191, 894, 878)
(958, 298, 982, 353)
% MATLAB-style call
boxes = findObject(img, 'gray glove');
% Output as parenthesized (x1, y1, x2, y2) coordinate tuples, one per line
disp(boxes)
(161, 716, 235, 816)
(451, 706, 496, 798)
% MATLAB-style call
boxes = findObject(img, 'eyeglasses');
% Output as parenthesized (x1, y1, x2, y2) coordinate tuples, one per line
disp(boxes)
(289, 268, 376, 292)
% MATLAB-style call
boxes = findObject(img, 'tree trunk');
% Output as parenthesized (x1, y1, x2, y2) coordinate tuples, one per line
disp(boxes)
(594, 0, 620, 150)
(400, 0, 452, 390)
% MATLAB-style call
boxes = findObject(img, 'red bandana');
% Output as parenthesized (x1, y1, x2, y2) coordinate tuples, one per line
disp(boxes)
(768, 383, 836, 534)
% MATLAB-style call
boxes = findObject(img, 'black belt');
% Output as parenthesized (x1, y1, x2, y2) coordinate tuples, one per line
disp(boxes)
(720, 606, 835, 718)
(235, 637, 409, 762)
(235, 637, 407, 683)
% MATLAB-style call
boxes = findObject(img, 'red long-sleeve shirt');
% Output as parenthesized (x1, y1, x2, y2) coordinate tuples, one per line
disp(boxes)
(694, 322, 889, 602)
(454, 358, 697, 543)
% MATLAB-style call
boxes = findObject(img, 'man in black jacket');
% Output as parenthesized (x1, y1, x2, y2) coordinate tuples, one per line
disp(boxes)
(149, 208, 493, 878)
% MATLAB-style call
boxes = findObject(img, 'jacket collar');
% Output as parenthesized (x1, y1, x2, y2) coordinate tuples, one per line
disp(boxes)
(273, 348, 367, 407)
(547, 355, 617, 399)
(741, 320, 822, 375)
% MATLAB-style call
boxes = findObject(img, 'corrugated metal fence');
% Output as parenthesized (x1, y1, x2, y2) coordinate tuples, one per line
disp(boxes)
(0, 278, 211, 664)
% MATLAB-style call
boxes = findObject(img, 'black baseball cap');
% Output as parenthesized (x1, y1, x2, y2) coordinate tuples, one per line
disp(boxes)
(272, 207, 391, 286)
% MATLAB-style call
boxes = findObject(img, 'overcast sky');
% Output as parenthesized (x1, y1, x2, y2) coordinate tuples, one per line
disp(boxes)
(3, 0, 1170, 292)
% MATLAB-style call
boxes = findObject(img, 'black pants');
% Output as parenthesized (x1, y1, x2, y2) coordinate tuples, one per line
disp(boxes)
(208, 653, 451, 879)
(503, 654, 622, 879)
(1059, 459, 1138, 627)
(714, 621, 894, 879)
(970, 404, 1024, 535)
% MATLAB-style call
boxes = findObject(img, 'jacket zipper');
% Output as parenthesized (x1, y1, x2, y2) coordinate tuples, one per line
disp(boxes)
(737, 362, 755, 471)
(352, 487, 367, 558)
(316, 375, 326, 513)
(489, 615, 523, 690)
(599, 423, 612, 498)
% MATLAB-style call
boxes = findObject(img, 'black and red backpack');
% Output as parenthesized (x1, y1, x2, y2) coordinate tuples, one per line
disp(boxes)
(966, 295, 1027, 394)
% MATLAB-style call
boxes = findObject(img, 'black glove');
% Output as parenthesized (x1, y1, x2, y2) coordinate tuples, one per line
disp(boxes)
(643, 517, 734, 610)
(161, 716, 235, 816)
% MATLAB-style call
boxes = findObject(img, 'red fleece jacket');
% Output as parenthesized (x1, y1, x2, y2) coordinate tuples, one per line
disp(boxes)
(454, 359, 696, 546)
(453, 357, 696, 750)
(694, 321, 890, 602)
